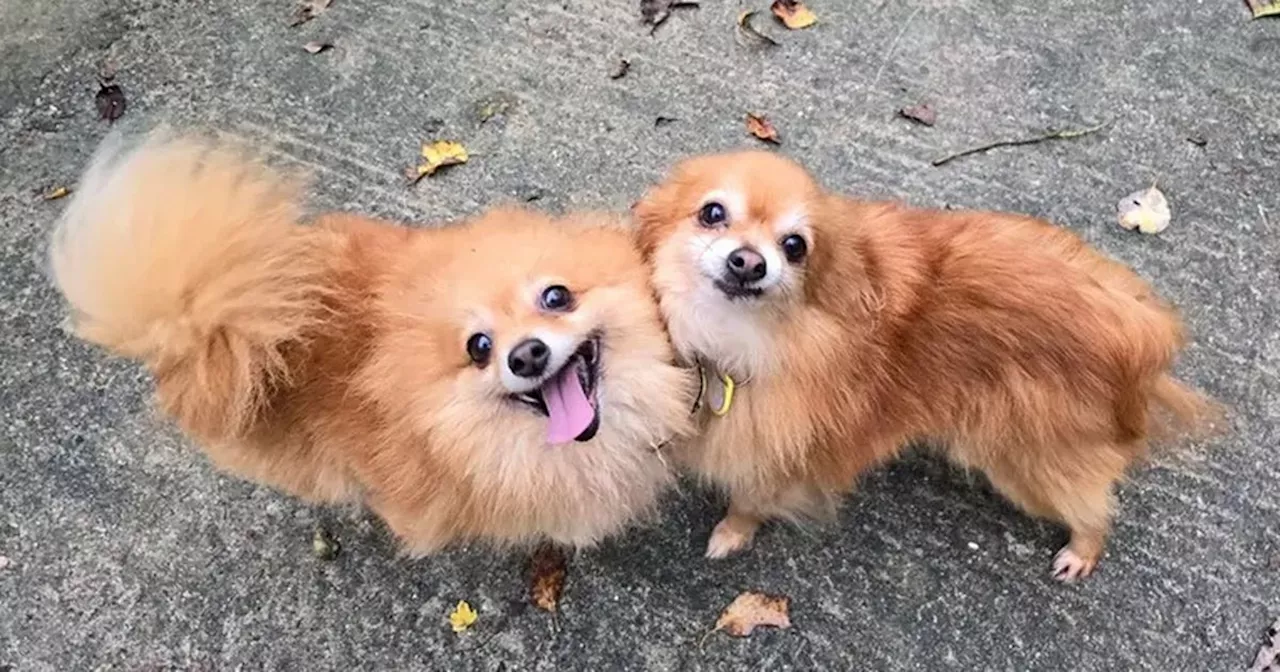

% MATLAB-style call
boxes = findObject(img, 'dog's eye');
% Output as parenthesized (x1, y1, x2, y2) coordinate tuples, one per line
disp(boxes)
(466, 333, 492, 367)
(540, 285, 574, 311)
(698, 202, 728, 228)
(781, 234, 808, 263)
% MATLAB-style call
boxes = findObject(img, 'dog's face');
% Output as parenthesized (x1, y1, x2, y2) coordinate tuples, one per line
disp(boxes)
(364, 209, 691, 525)
(635, 151, 823, 377)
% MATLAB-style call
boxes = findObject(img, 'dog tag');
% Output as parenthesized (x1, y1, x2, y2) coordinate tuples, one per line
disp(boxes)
(704, 368, 735, 417)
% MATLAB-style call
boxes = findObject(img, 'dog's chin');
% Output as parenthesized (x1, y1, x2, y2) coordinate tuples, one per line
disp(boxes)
(712, 279, 764, 301)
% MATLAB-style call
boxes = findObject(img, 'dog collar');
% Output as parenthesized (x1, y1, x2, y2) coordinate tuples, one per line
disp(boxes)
(694, 361, 736, 417)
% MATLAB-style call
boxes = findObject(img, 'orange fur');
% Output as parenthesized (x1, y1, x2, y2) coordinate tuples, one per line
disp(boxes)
(635, 150, 1218, 580)
(50, 132, 695, 554)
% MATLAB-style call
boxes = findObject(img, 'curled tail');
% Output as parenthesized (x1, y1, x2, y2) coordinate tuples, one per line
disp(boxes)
(50, 131, 334, 441)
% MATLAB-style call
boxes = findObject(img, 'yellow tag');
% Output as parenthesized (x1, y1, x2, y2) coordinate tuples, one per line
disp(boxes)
(711, 372, 735, 416)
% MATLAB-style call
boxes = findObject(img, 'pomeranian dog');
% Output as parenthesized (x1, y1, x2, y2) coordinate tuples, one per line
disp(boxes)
(49, 131, 695, 555)
(635, 151, 1216, 580)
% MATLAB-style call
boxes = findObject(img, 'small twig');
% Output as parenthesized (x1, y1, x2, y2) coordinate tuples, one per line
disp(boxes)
(931, 120, 1111, 167)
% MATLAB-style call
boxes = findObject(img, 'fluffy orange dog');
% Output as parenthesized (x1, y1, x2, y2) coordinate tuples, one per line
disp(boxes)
(50, 132, 695, 555)
(635, 151, 1215, 580)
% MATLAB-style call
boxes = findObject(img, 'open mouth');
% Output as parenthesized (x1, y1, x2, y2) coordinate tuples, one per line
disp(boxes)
(510, 337, 601, 444)
(713, 279, 764, 300)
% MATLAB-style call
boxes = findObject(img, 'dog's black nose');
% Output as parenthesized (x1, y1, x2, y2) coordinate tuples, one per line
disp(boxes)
(508, 338, 550, 378)
(726, 247, 767, 283)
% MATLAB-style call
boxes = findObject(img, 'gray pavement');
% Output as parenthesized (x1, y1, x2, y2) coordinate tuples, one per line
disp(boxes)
(1, 1, 1278, 669)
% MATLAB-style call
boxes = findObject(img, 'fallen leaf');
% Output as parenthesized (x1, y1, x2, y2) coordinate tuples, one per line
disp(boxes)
(609, 59, 631, 80)
(311, 526, 339, 560)
(713, 591, 791, 637)
(745, 113, 780, 144)
(0, 556, 10, 570)
(1117, 186, 1171, 235)
(641, 0, 699, 34)
(528, 545, 567, 613)
(654, 116, 677, 127)
(448, 600, 477, 633)
(290, 0, 332, 26)
(898, 103, 936, 127)
(42, 186, 71, 201)
(770, 0, 817, 29)
(95, 83, 126, 123)
(408, 140, 468, 183)
(1186, 134, 1207, 147)
(1245, 0, 1280, 19)
(476, 94, 515, 124)
(302, 41, 334, 54)
(737, 10, 780, 47)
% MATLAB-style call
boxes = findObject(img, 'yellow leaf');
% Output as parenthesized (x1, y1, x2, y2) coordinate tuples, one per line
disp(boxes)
(1117, 186, 1171, 235)
(411, 140, 468, 183)
(1245, 0, 1280, 19)
(771, 0, 817, 30)
(448, 600, 477, 633)
(745, 113, 780, 145)
(43, 186, 71, 201)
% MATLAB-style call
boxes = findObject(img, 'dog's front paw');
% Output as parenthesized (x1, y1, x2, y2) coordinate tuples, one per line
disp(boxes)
(1051, 546, 1097, 582)
(705, 515, 758, 559)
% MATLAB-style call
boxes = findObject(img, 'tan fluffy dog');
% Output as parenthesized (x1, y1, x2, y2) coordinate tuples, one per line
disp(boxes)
(50, 132, 695, 555)
(635, 151, 1215, 580)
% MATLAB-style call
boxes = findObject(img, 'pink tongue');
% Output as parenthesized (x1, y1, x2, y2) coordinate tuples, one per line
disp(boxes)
(542, 360, 595, 445)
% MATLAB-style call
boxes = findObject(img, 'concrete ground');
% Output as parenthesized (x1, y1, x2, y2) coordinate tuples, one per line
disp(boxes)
(1, 0, 1277, 669)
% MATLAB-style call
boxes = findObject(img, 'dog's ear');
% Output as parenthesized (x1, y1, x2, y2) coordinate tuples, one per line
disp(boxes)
(631, 181, 679, 262)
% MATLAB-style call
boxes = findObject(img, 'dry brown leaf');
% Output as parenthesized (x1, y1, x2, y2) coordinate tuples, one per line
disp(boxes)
(302, 41, 334, 54)
(42, 186, 71, 201)
(408, 140, 468, 183)
(737, 10, 780, 47)
(746, 113, 780, 144)
(290, 0, 332, 27)
(770, 0, 817, 29)
(714, 591, 791, 637)
(95, 83, 126, 123)
(898, 103, 936, 127)
(528, 545, 567, 613)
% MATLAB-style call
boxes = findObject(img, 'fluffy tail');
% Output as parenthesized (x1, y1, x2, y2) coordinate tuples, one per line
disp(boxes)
(1150, 373, 1224, 442)
(49, 131, 334, 441)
